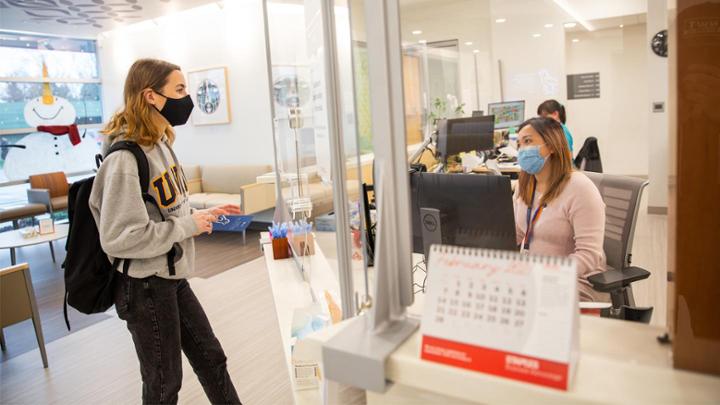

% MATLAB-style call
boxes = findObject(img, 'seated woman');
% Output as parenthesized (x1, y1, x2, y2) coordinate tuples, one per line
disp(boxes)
(514, 117, 607, 302)
(537, 99, 574, 153)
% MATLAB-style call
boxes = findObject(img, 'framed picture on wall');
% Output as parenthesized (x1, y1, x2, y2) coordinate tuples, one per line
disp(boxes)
(187, 66, 231, 125)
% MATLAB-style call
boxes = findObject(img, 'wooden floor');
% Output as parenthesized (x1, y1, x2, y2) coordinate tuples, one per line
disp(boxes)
(0, 230, 262, 361)
(0, 257, 293, 405)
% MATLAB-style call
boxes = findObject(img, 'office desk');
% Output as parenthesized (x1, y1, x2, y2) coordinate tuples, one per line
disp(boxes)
(472, 163, 521, 177)
(295, 315, 720, 405)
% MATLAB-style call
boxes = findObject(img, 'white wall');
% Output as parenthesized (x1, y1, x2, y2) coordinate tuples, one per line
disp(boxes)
(399, 0, 493, 112)
(646, 0, 669, 209)
(489, 0, 568, 120)
(565, 24, 650, 176)
(98, 1, 275, 167)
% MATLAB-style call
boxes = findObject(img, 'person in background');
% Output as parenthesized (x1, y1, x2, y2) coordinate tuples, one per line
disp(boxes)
(537, 99, 574, 153)
(90, 58, 242, 404)
(514, 117, 607, 302)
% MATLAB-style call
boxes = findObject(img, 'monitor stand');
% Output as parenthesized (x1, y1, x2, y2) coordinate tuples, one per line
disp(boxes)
(420, 207, 442, 257)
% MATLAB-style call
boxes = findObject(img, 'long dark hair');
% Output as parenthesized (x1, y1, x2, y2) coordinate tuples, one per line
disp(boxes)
(537, 99, 566, 124)
(517, 117, 574, 206)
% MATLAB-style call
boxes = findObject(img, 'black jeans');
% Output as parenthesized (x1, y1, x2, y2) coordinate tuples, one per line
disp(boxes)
(114, 275, 241, 405)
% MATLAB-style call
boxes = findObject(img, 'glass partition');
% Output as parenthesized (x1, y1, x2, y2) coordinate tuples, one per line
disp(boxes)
(393, 0, 667, 323)
(264, 0, 369, 346)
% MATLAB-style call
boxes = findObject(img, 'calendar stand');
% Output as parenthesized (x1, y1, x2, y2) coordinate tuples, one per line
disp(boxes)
(420, 245, 580, 390)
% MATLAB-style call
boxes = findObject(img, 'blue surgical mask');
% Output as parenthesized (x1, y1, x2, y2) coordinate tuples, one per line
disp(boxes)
(517, 145, 547, 174)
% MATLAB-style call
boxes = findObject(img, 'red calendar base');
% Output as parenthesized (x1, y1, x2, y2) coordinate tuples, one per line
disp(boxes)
(421, 335, 570, 390)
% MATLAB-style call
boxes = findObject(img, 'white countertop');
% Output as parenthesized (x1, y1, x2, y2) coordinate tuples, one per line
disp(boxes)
(261, 236, 341, 388)
(296, 315, 720, 405)
(385, 316, 719, 404)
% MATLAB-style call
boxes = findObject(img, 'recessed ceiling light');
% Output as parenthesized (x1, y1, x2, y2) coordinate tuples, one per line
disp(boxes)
(563, 22, 577, 28)
(532, 33, 541, 38)
(412, 30, 422, 35)
(495, 18, 507, 23)
(464, 41, 473, 46)
(419, 39, 427, 44)
(554, 0, 595, 31)
(544, 23, 554, 28)
(619, 24, 624, 28)
(473, 49, 480, 54)
(572, 38, 580, 43)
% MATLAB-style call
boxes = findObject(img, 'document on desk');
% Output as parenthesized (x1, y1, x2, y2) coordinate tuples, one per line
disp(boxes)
(420, 245, 579, 390)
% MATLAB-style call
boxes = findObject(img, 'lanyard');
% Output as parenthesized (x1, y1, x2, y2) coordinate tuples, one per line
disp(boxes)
(521, 179, 545, 252)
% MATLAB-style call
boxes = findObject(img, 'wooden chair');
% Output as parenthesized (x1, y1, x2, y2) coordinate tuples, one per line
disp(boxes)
(0, 263, 48, 368)
(27, 171, 69, 215)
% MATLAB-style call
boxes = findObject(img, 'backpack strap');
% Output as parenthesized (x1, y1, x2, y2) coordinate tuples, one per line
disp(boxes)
(107, 141, 151, 192)
(105, 141, 177, 276)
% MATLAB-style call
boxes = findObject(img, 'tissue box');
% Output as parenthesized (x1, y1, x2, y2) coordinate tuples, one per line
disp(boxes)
(38, 215, 54, 235)
(290, 233, 315, 256)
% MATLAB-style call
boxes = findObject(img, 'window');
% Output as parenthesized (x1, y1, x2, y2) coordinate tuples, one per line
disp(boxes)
(0, 31, 103, 189)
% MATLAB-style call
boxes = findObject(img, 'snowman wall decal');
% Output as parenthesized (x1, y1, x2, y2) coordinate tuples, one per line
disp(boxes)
(3, 63, 101, 181)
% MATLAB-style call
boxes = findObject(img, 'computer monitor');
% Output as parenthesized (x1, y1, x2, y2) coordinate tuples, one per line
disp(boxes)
(436, 116, 495, 161)
(410, 172, 517, 256)
(488, 100, 525, 129)
(471, 110, 484, 117)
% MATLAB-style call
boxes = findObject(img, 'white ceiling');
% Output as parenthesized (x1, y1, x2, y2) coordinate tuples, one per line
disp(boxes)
(0, 0, 648, 39)
(555, 0, 646, 22)
(0, 0, 217, 37)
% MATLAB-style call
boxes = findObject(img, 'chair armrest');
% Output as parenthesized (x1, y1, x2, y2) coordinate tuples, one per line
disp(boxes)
(588, 266, 651, 293)
(240, 183, 276, 215)
(27, 189, 51, 208)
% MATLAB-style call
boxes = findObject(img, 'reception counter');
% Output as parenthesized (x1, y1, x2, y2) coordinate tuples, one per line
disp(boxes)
(294, 315, 720, 404)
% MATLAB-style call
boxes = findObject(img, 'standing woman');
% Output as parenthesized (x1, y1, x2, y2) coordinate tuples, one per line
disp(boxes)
(537, 99, 574, 153)
(90, 59, 242, 404)
(514, 117, 607, 302)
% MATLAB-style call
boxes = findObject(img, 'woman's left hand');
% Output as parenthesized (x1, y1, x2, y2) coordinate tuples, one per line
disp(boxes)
(201, 204, 242, 217)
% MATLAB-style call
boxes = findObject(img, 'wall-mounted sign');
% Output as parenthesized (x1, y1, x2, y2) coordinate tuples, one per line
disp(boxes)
(567, 72, 600, 100)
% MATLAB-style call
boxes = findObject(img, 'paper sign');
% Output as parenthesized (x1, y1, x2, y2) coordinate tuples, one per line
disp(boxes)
(420, 245, 579, 390)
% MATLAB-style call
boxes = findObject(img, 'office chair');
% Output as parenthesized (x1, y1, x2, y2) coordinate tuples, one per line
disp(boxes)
(575, 137, 603, 173)
(583, 172, 653, 323)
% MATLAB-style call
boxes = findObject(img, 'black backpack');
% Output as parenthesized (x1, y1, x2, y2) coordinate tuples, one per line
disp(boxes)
(63, 141, 176, 330)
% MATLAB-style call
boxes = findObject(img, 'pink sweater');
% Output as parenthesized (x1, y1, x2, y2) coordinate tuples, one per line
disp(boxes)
(513, 171, 607, 286)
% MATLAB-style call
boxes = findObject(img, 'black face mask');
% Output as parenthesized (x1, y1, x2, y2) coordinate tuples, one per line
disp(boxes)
(154, 92, 194, 126)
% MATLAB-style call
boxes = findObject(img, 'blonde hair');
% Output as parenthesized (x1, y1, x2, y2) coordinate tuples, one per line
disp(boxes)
(517, 117, 574, 206)
(102, 58, 181, 146)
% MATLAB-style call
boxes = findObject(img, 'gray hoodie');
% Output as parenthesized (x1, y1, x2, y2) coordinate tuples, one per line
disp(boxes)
(89, 131, 197, 279)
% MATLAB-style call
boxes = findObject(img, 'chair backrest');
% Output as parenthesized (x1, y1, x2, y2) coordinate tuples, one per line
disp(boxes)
(29, 171, 69, 198)
(574, 137, 603, 173)
(583, 172, 648, 271)
(0, 263, 34, 328)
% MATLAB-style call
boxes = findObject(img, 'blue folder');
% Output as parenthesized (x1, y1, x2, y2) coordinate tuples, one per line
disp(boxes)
(212, 215, 253, 232)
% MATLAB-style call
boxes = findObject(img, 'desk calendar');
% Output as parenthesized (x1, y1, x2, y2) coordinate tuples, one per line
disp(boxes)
(420, 245, 579, 390)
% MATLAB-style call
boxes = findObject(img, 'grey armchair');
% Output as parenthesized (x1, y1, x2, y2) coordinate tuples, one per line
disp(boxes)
(583, 172, 653, 323)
